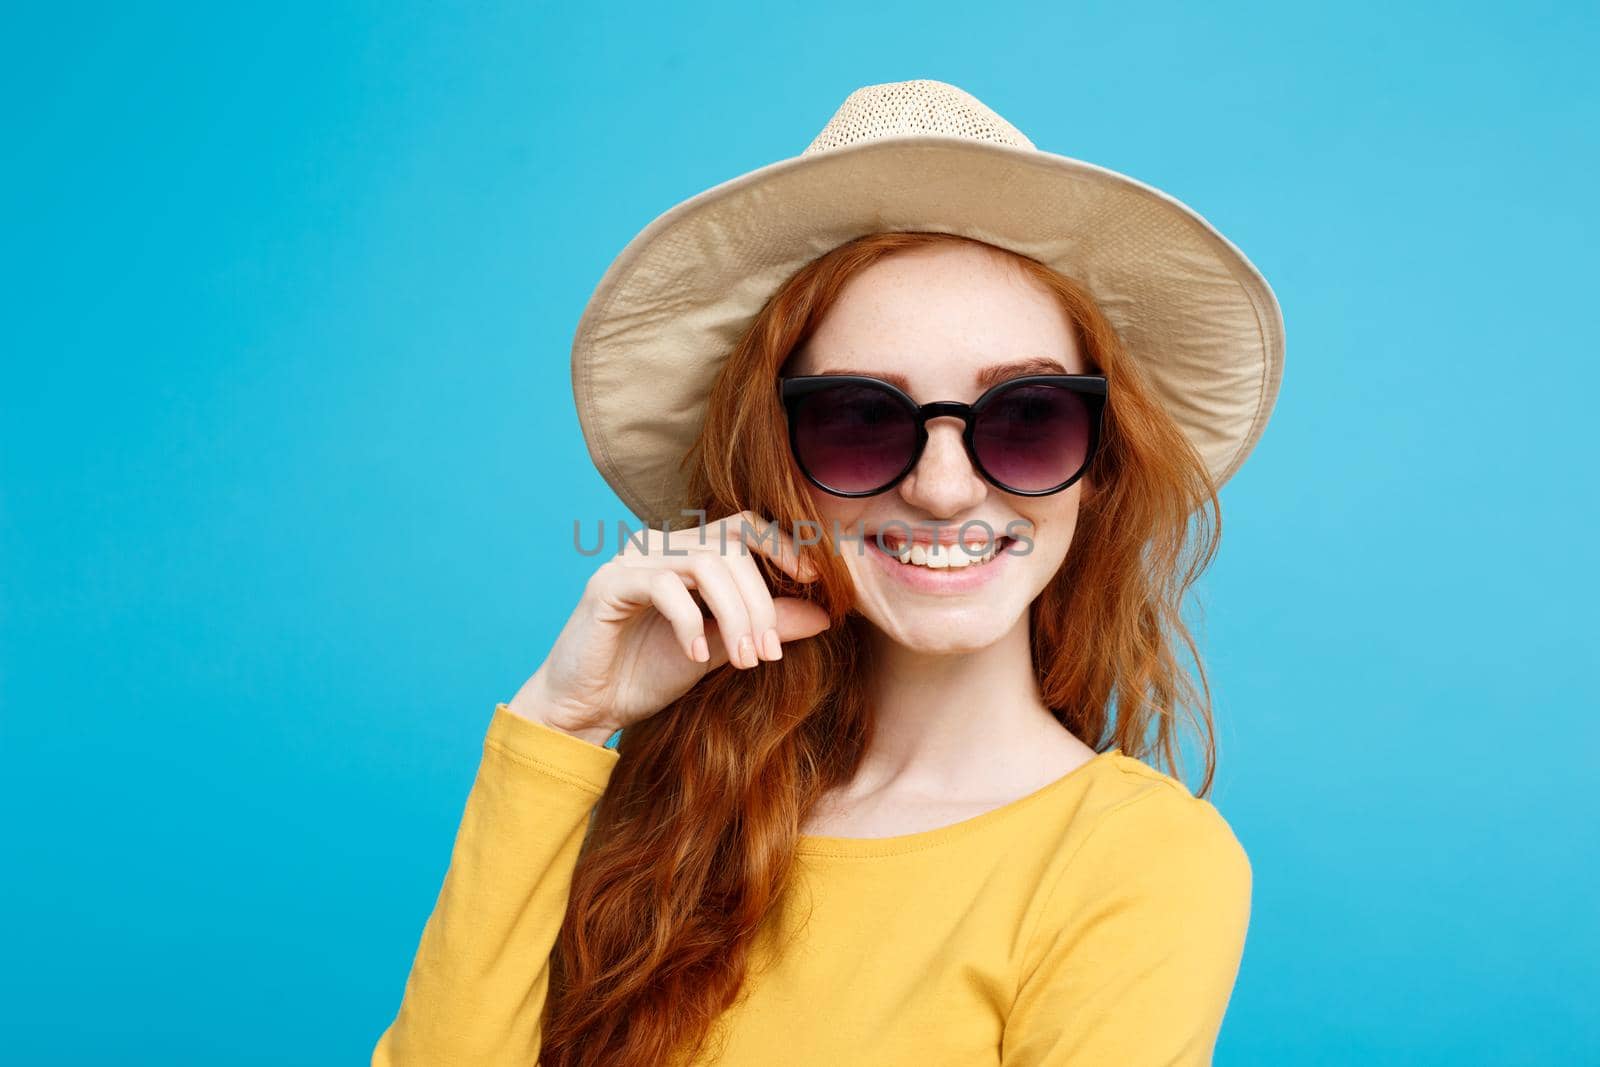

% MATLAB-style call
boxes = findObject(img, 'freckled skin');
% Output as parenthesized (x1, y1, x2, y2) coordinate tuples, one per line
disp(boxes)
(785, 241, 1092, 657)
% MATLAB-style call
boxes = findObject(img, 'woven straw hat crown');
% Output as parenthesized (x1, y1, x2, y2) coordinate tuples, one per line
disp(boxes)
(803, 80, 1036, 154)
(570, 78, 1284, 526)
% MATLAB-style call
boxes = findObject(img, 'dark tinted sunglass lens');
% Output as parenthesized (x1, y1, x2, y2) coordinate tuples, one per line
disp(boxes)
(972, 384, 1093, 492)
(790, 382, 918, 494)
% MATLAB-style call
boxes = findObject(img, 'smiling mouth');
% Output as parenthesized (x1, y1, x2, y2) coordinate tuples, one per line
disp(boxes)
(872, 536, 1015, 570)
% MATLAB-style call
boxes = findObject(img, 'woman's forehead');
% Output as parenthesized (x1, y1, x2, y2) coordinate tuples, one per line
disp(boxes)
(793, 257, 1080, 383)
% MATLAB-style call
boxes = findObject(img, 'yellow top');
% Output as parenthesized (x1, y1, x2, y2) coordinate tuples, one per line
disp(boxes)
(372, 704, 1253, 1066)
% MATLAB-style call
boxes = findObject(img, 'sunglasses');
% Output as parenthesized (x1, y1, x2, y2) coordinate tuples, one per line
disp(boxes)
(778, 373, 1108, 497)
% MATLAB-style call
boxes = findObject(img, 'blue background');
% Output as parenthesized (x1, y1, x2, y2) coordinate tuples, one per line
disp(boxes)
(4, 3, 1595, 1063)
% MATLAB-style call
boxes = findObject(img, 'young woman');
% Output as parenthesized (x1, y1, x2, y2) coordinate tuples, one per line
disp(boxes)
(373, 80, 1283, 1067)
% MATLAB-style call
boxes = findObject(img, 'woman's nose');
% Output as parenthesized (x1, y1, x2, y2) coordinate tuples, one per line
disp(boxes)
(897, 418, 987, 515)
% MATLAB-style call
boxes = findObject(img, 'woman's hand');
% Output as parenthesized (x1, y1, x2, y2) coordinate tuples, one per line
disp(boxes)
(507, 510, 833, 743)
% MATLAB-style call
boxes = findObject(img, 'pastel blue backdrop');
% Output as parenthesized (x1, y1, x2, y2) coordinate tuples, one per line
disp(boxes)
(4, 3, 1595, 1064)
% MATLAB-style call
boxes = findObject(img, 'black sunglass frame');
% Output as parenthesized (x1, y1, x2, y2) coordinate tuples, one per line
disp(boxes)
(777, 373, 1109, 497)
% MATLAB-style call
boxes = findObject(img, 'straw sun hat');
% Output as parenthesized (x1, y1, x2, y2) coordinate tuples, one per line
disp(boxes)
(569, 78, 1284, 527)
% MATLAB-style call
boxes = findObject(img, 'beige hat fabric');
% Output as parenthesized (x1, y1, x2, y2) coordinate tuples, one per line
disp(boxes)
(570, 78, 1284, 527)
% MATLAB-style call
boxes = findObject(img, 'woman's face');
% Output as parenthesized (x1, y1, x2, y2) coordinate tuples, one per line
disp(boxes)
(782, 242, 1091, 654)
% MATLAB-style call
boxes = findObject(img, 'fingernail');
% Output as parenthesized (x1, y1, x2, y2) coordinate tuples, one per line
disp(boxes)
(762, 628, 782, 660)
(738, 633, 756, 668)
(692, 635, 710, 662)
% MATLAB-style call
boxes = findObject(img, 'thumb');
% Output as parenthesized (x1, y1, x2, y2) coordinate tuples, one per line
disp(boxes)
(773, 597, 833, 642)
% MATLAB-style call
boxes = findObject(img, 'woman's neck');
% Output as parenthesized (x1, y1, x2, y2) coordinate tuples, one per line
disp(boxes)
(856, 613, 1069, 790)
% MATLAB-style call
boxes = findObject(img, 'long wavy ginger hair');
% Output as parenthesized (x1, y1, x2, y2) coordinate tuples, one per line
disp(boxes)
(539, 231, 1226, 1067)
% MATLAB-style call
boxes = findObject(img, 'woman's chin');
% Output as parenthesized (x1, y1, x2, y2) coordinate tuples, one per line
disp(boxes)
(865, 608, 1021, 656)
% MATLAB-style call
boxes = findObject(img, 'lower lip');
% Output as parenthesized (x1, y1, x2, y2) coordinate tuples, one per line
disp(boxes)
(865, 537, 1015, 593)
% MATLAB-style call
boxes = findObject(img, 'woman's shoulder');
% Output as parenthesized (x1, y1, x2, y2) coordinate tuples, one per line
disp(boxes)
(1011, 752, 1255, 1043)
(1047, 749, 1253, 891)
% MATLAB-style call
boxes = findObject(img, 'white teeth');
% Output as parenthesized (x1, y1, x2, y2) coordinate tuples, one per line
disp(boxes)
(891, 539, 1002, 569)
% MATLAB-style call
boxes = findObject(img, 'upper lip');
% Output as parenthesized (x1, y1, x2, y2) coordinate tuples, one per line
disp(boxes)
(866, 526, 1012, 550)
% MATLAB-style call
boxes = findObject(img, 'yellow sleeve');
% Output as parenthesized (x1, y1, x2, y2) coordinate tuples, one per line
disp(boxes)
(1001, 787, 1253, 1066)
(371, 703, 620, 1066)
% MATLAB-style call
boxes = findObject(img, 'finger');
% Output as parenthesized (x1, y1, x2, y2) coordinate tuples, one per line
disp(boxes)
(610, 550, 758, 669)
(697, 600, 826, 670)
(718, 538, 782, 660)
(773, 597, 833, 643)
(646, 569, 712, 665)
(586, 561, 706, 649)
(715, 510, 820, 583)
(681, 552, 758, 670)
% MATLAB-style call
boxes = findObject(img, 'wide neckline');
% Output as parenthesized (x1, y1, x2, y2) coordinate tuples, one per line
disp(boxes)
(794, 747, 1123, 858)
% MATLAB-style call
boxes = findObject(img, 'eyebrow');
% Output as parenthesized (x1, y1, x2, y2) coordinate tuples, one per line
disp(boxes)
(811, 356, 1073, 394)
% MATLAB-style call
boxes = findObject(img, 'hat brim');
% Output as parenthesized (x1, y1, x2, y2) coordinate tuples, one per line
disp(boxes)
(571, 135, 1284, 526)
